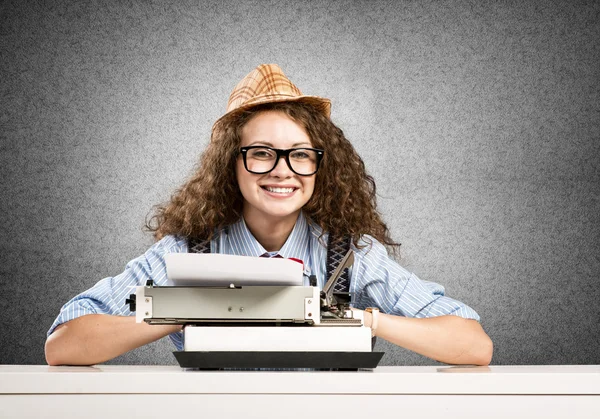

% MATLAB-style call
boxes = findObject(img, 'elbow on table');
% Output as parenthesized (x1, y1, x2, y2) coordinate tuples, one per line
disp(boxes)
(45, 333, 63, 366)
(449, 318, 494, 366)
(44, 325, 89, 366)
(465, 317, 494, 366)
(475, 333, 494, 366)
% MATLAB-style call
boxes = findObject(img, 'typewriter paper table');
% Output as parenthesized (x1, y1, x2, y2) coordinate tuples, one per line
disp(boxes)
(1, 365, 598, 418)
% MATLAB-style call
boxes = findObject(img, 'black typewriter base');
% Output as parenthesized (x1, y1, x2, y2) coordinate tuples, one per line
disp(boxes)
(173, 351, 384, 370)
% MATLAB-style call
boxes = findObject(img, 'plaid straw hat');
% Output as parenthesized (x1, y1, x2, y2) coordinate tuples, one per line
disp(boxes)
(215, 64, 331, 124)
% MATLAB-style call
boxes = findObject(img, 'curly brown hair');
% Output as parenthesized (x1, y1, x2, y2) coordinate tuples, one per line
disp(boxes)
(146, 101, 400, 254)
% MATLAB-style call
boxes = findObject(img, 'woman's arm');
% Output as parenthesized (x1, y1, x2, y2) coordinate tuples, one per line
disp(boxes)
(46, 236, 188, 365)
(350, 237, 493, 365)
(363, 310, 493, 365)
(45, 314, 182, 366)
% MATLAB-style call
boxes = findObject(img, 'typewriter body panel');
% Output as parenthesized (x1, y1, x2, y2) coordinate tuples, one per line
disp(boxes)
(135, 284, 321, 325)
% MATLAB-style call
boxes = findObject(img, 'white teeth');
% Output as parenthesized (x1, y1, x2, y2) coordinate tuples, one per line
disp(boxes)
(265, 186, 295, 194)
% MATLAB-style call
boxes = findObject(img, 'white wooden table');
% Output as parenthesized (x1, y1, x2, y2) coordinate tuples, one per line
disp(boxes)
(1, 364, 599, 418)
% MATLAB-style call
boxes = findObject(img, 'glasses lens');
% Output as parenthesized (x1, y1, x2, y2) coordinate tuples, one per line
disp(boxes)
(245, 147, 277, 173)
(245, 147, 320, 175)
(288, 149, 319, 175)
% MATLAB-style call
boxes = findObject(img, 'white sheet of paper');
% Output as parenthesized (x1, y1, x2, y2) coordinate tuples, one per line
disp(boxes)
(164, 253, 304, 286)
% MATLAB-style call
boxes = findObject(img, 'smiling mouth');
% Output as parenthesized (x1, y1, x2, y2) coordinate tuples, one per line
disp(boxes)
(261, 186, 297, 194)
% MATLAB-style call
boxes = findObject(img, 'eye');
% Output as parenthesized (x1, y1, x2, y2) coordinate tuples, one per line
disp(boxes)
(249, 148, 275, 159)
(290, 150, 311, 160)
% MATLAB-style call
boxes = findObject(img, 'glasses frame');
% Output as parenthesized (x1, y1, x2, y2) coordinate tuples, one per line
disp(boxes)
(239, 146, 325, 176)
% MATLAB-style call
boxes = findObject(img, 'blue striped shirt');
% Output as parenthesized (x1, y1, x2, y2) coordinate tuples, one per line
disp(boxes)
(47, 211, 480, 350)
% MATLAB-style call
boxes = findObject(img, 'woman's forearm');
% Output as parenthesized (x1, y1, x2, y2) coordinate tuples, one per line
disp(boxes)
(45, 314, 182, 366)
(369, 312, 493, 365)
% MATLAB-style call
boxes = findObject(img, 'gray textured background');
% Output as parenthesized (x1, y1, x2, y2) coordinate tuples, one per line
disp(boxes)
(1, 0, 599, 366)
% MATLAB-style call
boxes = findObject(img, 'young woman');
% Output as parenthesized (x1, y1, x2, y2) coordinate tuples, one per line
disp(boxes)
(45, 64, 493, 366)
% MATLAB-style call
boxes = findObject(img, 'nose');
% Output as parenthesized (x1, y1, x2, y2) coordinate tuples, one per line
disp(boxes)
(269, 155, 292, 177)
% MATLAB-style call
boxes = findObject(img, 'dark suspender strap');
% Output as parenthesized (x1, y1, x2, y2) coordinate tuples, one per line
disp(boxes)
(188, 238, 211, 254)
(327, 234, 352, 293)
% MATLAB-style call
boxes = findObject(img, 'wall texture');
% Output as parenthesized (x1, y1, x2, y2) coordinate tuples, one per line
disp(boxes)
(1, 0, 598, 366)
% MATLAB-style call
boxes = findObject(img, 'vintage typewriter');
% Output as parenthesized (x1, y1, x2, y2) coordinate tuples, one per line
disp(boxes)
(126, 251, 383, 370)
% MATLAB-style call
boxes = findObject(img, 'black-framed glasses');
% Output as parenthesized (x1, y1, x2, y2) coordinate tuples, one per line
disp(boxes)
(239, 146, 324, 176)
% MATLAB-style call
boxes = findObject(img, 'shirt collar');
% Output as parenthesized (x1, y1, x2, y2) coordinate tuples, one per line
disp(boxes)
(227, 217, 267, 257)
(226, 211, 312, 266)
(278, 211, 310, 262)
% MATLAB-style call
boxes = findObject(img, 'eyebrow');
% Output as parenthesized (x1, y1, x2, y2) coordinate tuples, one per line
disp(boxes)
(247, 141, 313, 148)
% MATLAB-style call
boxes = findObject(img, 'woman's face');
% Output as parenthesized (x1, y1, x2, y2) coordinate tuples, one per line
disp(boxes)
(236, 110, 316, 225)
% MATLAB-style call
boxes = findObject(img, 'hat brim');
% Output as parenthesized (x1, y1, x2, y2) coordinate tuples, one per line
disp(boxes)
(213, 95, 331, 128)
